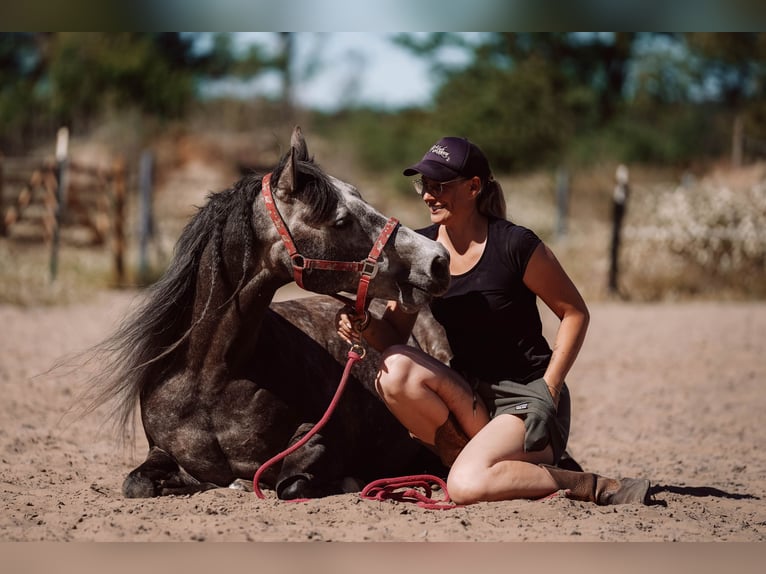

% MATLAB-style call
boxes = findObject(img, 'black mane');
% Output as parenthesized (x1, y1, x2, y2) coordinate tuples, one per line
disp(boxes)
(84, 154, 339, 437)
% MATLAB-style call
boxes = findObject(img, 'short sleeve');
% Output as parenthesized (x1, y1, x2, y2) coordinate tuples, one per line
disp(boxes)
(504, 224, 541, 277)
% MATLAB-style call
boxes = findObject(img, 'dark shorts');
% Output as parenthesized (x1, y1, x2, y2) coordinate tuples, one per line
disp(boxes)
(473, 376, 571, 464)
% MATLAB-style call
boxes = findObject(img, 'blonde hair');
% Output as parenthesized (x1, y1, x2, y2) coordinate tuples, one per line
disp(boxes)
(476, 175, 507, 220)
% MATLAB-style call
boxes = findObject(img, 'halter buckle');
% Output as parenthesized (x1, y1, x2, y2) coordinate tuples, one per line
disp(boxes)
(361, 259, 378, 279)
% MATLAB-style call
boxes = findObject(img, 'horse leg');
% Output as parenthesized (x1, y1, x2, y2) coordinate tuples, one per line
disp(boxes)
(123, 446, 219, 498)
(275, 423, 349, 500)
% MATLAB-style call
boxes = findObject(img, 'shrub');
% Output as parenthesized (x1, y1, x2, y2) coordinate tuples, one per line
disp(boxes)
(622, 169, 766, 299)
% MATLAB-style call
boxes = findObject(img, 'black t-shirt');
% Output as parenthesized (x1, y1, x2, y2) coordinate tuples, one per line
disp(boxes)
(419, 217, 552, 384)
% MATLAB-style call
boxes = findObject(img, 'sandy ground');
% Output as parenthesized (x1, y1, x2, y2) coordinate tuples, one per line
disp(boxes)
(1, 286, 764, 548)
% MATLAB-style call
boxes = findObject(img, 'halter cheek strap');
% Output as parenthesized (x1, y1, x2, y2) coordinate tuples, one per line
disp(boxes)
(261, 172, 399, 317)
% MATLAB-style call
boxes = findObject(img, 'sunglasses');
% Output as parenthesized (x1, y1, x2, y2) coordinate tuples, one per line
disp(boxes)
(412, 177, 469, 198)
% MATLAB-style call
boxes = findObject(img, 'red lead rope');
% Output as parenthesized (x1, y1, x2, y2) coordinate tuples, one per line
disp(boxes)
(360, 475, 460, 510)
(252, 345, 364, 501)
(252, 343, 459, 509)
(255, 172, 458, 509)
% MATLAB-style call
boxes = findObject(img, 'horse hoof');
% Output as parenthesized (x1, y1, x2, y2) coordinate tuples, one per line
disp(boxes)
(228, 478, 253, 491)
(341, 476, 364, 493)
(122, 474, 157, 498)
(276, 474, 313, 500)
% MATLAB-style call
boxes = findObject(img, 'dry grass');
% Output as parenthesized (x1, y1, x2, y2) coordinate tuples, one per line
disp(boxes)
(0, 238, 114, 306)
(1, 127, 764, 307)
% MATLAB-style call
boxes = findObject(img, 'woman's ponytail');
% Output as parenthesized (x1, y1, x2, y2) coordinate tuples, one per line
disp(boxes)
(476, 175, 507, 220)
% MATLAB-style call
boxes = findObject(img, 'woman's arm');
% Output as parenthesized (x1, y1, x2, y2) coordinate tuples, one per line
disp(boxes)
(523, 242, 590, 407)
(336, 300, 419, 353)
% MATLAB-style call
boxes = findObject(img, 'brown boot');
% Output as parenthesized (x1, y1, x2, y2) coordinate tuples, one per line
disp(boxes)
(433, 413, 469, 467)
(540, 464, 650, 505)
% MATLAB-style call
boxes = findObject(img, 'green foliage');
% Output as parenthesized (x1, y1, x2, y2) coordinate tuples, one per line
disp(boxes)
(434, 56, 573, 171)
(0, 32, 271, 151)
(49, 33, 199, 123)
(0, 33, 53, 148)
(566, 104, 729, 166)
(313, 107, 446, 196)
(335, 32, 766, 176)
(3, 32, 766, 175)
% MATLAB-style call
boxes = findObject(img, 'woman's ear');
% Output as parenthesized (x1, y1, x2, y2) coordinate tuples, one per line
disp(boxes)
(469, 176, 482, 198)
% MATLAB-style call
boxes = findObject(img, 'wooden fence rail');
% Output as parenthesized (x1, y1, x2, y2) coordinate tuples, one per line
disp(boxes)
(0, 154, 127, 284)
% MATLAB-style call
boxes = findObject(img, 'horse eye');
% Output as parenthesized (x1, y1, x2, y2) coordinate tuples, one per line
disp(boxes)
(333, 217, 351, 229)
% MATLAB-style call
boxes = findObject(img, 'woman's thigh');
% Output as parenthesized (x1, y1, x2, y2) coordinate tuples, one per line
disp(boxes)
(453, 413, 554, 469)
(377, 346, 489, 437)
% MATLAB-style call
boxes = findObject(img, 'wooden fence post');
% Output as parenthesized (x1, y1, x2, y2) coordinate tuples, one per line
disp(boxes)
(138, 150, 154, 284)
(608, 164, 630, 296)
(50, 127, 69, 283)
(112, 157, 126, 286)
(555, 167, 569, 240)
(732, 114, 744, 168)
(0, 154, 5, 236)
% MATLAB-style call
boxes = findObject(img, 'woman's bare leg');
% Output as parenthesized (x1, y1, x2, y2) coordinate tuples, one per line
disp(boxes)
(376, 345, 559, 503)
(447, 413, 558, 504)
(375, 345, 488, 448)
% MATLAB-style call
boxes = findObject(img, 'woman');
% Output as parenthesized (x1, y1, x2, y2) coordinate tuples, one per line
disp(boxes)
(337, 136, 650, 505)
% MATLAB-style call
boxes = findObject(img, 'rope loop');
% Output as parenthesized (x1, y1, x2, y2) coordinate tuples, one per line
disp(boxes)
(360, 474, 461, 510)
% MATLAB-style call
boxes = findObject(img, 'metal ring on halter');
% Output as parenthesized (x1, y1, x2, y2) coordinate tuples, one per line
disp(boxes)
(291, 254, 305, 269)
(349, 343, 366, 359)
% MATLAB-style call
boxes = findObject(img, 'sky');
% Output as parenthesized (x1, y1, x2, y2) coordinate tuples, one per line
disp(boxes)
(203, 33, 476, 112)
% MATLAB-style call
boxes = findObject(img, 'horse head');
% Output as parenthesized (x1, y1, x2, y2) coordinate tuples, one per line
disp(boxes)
(258, 126, 450, 310)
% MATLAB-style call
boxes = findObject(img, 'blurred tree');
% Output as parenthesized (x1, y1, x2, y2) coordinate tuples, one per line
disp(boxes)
(0, 33, 53, 150)
(435, 53, 570, 170)
(48, 33, 266, 125)
(392, 32, 766, 168)
(684, 33, 766, 165)
(0, 32, 270, 150)
(271, 32, 298, 122)
(685, 33, 764, 107)
(394, 33, 640, 169)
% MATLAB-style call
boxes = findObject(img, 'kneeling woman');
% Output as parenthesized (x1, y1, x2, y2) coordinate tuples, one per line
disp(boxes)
(337, 136, 649, 505)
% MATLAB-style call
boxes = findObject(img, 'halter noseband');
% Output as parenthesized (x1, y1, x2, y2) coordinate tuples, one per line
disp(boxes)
(261, 172, 399, 318)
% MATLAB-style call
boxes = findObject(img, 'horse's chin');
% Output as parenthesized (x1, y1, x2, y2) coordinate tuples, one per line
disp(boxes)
(395, 283, 434, 313)
(397, 301, 419, 314)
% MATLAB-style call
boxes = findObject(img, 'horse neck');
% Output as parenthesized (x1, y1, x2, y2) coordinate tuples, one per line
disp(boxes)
(185, 237, 286, 374)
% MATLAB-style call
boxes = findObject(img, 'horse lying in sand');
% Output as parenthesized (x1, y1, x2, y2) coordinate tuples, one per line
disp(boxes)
(87, 127, 452, 499)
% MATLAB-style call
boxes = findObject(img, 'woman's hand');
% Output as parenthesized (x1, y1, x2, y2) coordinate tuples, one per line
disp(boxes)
(335, 306, 370, 344)
(545, 383, 561, 411)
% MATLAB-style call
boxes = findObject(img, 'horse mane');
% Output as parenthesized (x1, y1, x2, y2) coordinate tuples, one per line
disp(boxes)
(82, 154, 340, 440)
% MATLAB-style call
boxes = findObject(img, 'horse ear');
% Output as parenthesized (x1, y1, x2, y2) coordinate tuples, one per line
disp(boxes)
(277, 146, 296, 198)
(276, 127, 308, 198)
(290, 125, 309, 161)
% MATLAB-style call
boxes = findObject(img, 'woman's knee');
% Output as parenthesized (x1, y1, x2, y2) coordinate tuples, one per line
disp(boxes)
(375, 345, 418, 399)
(446, 463, 487, 505)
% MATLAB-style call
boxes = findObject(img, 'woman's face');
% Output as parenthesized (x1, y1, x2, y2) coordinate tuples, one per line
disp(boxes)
(419, 176, 478, 224)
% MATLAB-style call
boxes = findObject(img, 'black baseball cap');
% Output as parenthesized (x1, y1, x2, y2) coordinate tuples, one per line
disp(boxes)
(403, 136, 490, 182)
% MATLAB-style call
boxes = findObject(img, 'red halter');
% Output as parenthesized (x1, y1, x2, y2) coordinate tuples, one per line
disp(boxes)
(261, 172, 399, 318)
